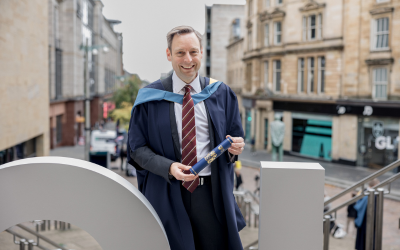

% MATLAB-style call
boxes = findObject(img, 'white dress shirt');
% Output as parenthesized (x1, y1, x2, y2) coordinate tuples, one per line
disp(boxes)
(172, 71, 211, 176)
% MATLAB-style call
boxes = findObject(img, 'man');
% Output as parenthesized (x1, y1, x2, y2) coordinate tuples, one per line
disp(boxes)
(127, 26, 245, 250)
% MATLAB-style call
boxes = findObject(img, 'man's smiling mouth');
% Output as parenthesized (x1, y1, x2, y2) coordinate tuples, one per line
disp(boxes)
(181, 65, 195, 69)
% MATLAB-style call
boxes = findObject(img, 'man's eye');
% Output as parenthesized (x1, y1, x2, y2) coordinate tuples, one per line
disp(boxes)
(191, 51, 198, 54)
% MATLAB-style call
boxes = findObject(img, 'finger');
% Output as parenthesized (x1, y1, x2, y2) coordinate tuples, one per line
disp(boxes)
(177, 164, 192, 171)
(232, 142, 245, 148)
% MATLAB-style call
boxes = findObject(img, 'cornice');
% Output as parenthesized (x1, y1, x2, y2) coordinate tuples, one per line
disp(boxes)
(299, 0, 326, 12)
(370, 7, 394, 15)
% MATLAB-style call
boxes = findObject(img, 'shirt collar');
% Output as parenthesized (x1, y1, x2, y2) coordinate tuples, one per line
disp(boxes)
(172, 71, 201, 94)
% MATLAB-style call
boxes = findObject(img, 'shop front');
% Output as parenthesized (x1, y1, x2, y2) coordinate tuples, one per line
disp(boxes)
(357, 117, 399, 169)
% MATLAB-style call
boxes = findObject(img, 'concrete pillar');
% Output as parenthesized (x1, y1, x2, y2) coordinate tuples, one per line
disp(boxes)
(331, 116, 340, 161)
(255, 109, 263, 150)
(258, 162, 324, 250)
(35, 133, 49, 157)
(283, 111, 292, 151)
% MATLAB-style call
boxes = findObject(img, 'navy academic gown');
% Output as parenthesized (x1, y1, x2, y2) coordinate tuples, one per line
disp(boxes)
(127, 76, 245, 250)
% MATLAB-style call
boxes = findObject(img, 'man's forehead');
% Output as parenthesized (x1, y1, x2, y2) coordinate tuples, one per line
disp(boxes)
(171, 33, 201, 50)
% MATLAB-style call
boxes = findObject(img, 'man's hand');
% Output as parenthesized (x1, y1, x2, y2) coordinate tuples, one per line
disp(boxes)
(226, 135, 245, 156)
(169, 162, 198, 182)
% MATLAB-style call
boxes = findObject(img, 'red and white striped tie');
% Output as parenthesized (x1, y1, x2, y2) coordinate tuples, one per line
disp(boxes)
(181, 85, 199, 193)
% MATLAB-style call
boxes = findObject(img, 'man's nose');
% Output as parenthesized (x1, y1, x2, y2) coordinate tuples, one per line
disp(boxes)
(183, 52, 192, 63)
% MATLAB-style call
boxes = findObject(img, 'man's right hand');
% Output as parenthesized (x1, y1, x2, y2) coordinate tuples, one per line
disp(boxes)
(169, 162, 198, 182)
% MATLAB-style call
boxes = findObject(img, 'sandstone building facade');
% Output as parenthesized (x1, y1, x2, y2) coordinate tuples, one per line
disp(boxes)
(48, 0, 123, 149)
(234, 0, 400, 168)
(0, 0, 50, 163)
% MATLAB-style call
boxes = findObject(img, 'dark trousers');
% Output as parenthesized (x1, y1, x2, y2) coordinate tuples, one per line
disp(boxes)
(180, 177, 228, 250)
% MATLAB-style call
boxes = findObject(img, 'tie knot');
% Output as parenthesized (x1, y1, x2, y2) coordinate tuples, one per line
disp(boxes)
(184, 85, 192, 94)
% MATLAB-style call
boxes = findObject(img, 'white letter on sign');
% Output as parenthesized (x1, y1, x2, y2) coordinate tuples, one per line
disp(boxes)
(375, 136, 386, 150)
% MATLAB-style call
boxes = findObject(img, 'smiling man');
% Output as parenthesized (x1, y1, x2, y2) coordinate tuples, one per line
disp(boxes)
(127, 26, 246, 250)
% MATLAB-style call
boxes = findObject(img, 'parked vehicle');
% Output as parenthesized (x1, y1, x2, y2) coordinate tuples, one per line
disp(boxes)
(90, 130, 118, 161)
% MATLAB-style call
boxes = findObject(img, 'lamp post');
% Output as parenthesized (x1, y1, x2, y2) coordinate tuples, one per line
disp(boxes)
(80, 39, 108, 161)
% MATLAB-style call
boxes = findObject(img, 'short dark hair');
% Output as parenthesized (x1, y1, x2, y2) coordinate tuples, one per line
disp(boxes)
(166, 25, 202, 51)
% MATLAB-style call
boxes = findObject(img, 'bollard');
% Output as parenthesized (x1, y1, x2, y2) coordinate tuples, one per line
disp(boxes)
(254, 214, 259, 228)
(28, 240, 34, 250)
(323, 215, 331, 250)
(41, 220, 46, 231)
(68, 223, 71, 230)
(246, 201, 251, 227)
(374, 188, 384, 250)
(47, 220, 51, 230)
(19, 239, 27, 250)
(55, 220, 58, 230)
(365, 190, 375, 250)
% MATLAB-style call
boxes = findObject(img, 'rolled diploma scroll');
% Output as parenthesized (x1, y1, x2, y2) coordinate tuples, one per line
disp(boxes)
(189, 137, 234, 176)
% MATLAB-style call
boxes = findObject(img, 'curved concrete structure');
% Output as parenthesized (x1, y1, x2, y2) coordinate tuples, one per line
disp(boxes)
(0, 157, 170, 249)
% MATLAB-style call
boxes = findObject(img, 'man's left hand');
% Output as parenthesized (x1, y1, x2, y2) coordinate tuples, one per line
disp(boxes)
(226, 135, 245, 156)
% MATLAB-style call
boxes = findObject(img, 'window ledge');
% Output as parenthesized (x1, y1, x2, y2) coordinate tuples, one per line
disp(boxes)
(370, 48, 391, 53)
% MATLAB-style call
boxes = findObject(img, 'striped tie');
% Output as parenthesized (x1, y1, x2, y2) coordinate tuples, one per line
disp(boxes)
(181, 85, 199, 193)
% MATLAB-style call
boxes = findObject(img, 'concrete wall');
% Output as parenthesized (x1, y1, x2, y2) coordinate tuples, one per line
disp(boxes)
(0, 0, 49, 156)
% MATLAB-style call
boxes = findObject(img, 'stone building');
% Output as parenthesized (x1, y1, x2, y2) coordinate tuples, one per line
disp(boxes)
(200, 4, 245, 83)
(0, 0, 50, 164)
(240, 0, 400, 168)
(48, 0, 123, 149)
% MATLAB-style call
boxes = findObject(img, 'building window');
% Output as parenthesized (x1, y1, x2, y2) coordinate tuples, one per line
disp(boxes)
(273, 60, 281, 92)
(376, 0, 389, 2)
(248, 31, 253, 51)
(298, 58, 305, 93)
(56, 115, 63, 144)
(264, 61, 269, 88)
(318, 56, 325, 93)
(274, 22, 282, 45)
(308, 15, 316, 40)
(232, 18, 241, 39)
(308, 58, 315, 93)
(276, 0, 283, 5)
(264, 23, 269, 46)
(372, 17, 389, 50)
(55, 49, 62, 98)
(373, 68, 388, 99)
(303, 14, 323, 41)
(265, 0, 270, 8)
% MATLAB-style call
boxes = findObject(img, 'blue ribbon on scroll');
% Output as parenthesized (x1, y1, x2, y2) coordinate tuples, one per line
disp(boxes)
(189, 137, 234, 176)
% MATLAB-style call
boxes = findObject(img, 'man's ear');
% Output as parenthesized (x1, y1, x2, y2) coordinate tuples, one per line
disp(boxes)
(166, 48, 172, 62)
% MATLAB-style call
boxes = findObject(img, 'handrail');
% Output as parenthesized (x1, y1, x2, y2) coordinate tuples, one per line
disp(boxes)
(17, 223, 69, 250)
(6, 228, 50, 250)
(324, 171, 400, 216)
(324, 159, 400, 206)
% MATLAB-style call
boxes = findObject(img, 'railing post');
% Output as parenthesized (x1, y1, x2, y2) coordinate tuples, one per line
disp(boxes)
(19, 239, 27, 250)
(374, 188, 384, 250)
(323, 215, 331, 250)
(41, 220, 46, 231)
(245, 199, 251, 227)
(28, 240, 34, 250)
(365, 190, 375, 250)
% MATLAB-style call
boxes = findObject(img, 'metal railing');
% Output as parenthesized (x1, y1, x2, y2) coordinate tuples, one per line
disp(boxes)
(323, 159, 400, 250)
(236, 159, 400, 250)
(6, 220, 71, 250)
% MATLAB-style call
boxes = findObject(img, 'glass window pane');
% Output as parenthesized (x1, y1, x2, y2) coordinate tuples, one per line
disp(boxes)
(311, 15, 316, 26)
(277, 22, 281, 32)
(321, 69, 325, 92)
(276, 72, 281, 91)
(382, 34, 388, 48)
(383, 18, 388, 31)
(276, 60, 281, 69)
(310, 57, 314, 67)
(311, 29, 316, 39)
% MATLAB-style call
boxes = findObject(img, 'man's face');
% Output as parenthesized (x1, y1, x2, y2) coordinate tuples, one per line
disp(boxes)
(166, 32, 203, 84)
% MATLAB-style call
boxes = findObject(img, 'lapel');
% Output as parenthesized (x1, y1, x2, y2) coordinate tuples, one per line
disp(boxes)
(161, 74, 181, 162)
